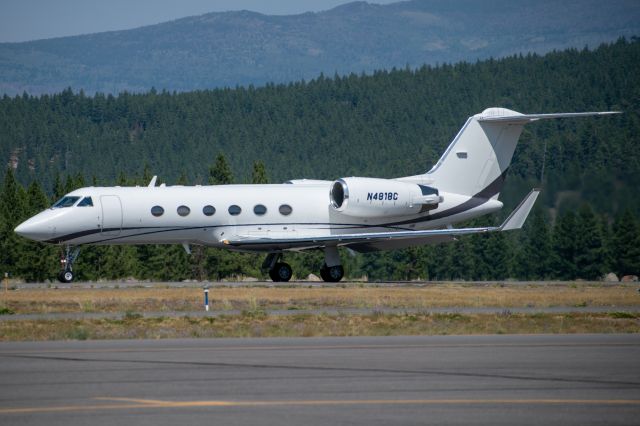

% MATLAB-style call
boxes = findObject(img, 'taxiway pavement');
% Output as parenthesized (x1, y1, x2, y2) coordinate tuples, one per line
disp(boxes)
(1, 334, 639, 425)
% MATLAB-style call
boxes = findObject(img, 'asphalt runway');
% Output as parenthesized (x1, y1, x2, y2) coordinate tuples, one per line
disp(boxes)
(1, 335, 639, 425)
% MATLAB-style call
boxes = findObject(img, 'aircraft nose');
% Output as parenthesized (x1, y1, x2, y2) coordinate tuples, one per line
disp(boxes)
(14, 218, 50, 241)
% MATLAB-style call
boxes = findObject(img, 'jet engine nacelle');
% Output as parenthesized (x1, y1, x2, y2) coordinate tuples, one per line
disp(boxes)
(330, 177, 442, 218)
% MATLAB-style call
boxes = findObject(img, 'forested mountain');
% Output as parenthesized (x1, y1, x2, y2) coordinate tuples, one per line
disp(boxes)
(1, 0, 639, 96)
(1, 39, 639, 282)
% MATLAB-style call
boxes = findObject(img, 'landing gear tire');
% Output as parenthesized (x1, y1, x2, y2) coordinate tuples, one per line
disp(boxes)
(57, 270, 74, 283)
(57, 246, 80, 283)
(269, 262, 292, 282)
(320, 264, 344, 282)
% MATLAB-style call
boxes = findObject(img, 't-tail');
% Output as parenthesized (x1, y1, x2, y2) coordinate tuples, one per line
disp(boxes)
(423, 107, 620, 198)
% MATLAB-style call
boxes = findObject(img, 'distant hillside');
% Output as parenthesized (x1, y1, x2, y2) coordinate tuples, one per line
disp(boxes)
(0, 0, 639, 95)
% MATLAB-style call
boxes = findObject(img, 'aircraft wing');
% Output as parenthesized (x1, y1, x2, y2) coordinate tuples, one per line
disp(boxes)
(225, 189, 540, 252)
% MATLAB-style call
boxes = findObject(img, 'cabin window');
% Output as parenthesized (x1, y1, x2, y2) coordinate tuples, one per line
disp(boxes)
(279, 204, 293, 216)
(253, 204, 267, 216)
(151, 206, 164, 217)
(228, 205, 241, 216)
(203, 205, 216, 216)
(77, 196, 93, 207)
(177, 205, 190, 217)
(52, 196, 80, 208)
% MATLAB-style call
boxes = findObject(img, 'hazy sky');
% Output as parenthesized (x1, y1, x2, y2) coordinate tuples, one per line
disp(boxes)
(0, 0, 400, 43)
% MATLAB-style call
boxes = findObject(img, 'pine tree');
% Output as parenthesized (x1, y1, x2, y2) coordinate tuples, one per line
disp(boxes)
(208, 154, 233, 185)
(449, 236, 474, 280)
(574, 204, 605, 280)
(52, 172, 65, 201)
(552, 211, 577, 279)
(141, 163, 153, 186)
(610, 210, 640, 277)
(474, 231, 509, 280)
(16, 181, 57, 281)
(64, 174, 76, 193)
(0, 169, 28, 277)
(251, 160, 269, 184)
(515, 209, 552, 280)
(177, 172, 188, 185)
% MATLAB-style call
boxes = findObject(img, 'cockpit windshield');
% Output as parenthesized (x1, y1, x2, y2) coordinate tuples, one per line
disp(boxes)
(77, 197, 93, 207)
(52, 196, 81, 208)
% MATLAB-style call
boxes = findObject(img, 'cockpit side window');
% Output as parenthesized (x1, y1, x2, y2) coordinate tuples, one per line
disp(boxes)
(77, 197, 94, 207)
(52, 196, 81, 208)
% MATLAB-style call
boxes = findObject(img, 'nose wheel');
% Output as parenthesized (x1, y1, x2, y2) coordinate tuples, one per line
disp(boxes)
(57, 246, 80, 283)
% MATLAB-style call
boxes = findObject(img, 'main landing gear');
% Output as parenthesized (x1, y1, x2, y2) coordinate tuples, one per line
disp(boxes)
(263, 253, 293, 282)
(57, 245, 80, 283)
(320, 246, 344, 282)
(263, 247, 345, 283)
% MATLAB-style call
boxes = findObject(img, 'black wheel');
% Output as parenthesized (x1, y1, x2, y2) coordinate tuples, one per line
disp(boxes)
(268, 268, 280, 282)
(57, 270, 73, 283)
(320, 264, 344, 282)
(270, 262, 292, 282)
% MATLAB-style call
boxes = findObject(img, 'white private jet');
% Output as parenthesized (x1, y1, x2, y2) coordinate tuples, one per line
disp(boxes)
(15, 107, 618, 283)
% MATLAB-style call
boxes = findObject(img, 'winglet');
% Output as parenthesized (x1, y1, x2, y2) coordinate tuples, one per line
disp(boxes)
(499, 189, 540, 231)
(148, 175, 158, 187)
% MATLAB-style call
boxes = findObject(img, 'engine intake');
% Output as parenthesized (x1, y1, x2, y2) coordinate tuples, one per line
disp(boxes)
(331, 179, 348, 209)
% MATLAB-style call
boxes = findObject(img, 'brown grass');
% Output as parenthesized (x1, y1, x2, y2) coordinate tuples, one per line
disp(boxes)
(0, 312, 638, 341)
(1, 283, 638, 314)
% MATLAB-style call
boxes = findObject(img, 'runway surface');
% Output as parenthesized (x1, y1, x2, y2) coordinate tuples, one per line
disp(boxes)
(1, 334, 639, 425)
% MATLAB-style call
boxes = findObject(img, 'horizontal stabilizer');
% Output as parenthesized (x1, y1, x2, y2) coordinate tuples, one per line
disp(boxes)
(478, 111, 620, 124)
(499, 189, 540, 231)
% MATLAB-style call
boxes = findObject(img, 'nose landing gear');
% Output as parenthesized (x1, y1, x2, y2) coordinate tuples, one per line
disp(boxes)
(57, 246, 80, 283)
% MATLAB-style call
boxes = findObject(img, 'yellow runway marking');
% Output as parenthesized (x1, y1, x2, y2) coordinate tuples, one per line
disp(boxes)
(2, 398, 640, 414)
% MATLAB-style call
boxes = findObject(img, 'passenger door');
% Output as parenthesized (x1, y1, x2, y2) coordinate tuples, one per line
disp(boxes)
(100, 195, 122, 236)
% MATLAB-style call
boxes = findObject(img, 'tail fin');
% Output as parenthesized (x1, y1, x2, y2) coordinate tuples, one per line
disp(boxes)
(425, 108, 619, 198)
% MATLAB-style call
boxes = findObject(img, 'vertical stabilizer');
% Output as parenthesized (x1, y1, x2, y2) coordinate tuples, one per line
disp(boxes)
(426, 108, 525, 198)
(425, 108, 619, 198)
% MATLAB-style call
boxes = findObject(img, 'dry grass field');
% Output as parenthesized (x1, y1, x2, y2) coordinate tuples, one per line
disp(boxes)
(1, 312, 638, 341)
(1, 282, 638, 341)
(1, 283, 638, 314)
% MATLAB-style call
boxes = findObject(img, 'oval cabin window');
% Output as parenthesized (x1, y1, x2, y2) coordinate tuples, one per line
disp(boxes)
(279, 204, 293, 216)
(228, 205, 242, 216)
(203, 205, 216, 216)
(253, 204, 267, 216)
(151, 206, 164, 217)
(177, 205, 190, 217)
